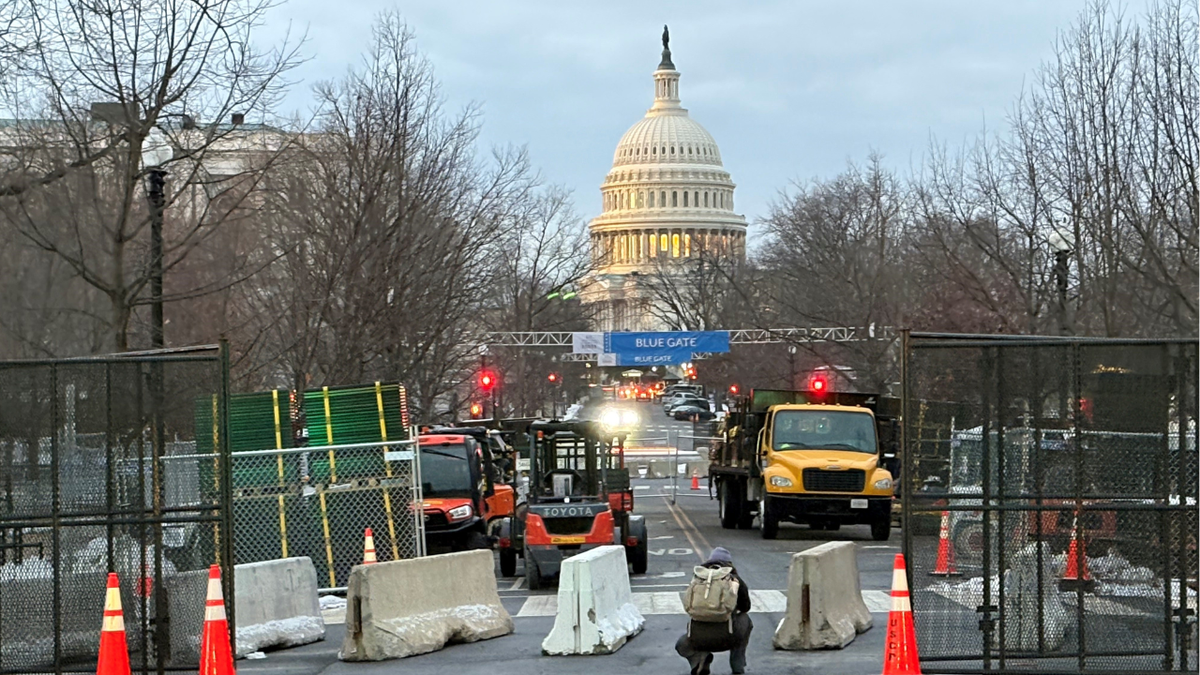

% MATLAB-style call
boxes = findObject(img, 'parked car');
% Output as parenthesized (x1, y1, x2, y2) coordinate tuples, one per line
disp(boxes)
(673, 403, 715, 421)
(665, 393, 705, 413)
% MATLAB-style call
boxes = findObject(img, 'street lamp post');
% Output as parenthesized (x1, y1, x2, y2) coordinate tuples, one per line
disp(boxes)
(1049, 229, 1073, 336)
(141, 127, 173, 349)
(139, 126, 172, 667)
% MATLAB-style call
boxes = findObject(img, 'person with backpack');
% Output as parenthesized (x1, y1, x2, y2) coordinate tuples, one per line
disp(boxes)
(677, 546, 753, 675)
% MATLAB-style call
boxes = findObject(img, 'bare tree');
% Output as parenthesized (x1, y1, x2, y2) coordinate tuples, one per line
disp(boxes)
(0, 0, 302, 355)
(916, 0, 1198, 337)
(232, 13, 537, 419)
(758, 155, 909, 390)
(484, 186, 593, 417)
(640, 241, 749, 332)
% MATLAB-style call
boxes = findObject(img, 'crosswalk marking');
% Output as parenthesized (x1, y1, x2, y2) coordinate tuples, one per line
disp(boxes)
(515, 589, 889, 618)
(862, 590, 892, 613)
(516, 595, 560, 617)
(749, 590, 788, 613)
(633, 591, 685, 615)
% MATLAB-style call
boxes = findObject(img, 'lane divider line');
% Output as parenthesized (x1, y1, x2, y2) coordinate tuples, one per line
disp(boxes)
(664, 495, 712, 559)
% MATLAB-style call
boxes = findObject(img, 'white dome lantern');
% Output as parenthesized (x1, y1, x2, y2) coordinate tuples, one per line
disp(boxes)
(583, 28, 748, 332)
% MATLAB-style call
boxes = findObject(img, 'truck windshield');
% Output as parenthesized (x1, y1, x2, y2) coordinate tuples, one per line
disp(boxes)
(772, 410, 877, 453)
(419, 444, 472, 497)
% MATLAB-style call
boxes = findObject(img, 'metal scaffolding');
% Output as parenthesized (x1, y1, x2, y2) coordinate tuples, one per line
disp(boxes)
(479, 326, 894, 350)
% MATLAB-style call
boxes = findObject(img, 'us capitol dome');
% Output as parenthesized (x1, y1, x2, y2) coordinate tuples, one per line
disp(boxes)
(583, 27, 748, 332)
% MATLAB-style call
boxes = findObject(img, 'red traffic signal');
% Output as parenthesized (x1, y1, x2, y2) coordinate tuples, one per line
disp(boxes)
(728, 384, 740, 395)
(547, 372, 559, 383)
(469, 402, 483, 418)
(479, 370, 497, 392)
(806, 371, 829, 395)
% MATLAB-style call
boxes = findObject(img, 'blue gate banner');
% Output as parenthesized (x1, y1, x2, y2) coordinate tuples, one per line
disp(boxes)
(604, 331, 729, 366)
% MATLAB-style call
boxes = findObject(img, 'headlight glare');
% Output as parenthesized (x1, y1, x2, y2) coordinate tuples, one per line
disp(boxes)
(600, 408, 622, 429)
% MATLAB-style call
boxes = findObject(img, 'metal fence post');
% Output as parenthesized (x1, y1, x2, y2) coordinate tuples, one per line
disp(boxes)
(220, 339, 236, 649)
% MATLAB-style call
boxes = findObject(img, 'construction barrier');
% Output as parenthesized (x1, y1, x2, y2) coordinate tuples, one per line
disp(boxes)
(339, 550, 513, 661)
(542, 545, 645, 655)
(232, 557, 325, 656)
(773, 541, 873, 650)
(167, 557, 325, 659)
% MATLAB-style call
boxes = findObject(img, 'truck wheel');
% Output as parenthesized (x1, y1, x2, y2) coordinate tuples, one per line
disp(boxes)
(499, 547, 517, 577)
(737, 504, 756, 530)
(625, 515, 649, 575)
(871, 517, 891, 542)
(466, 530, 489, 550)
(760, 497, 779, 540)
(525, 555, 542, 590)
(719, 481, 739, 530)
(630, 535, 648, 574)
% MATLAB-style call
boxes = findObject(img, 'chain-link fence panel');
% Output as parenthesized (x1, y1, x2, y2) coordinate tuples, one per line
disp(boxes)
(902, 334, 1198, 675)
(228, 441, 423, 589)
(0, 347, 232, 674)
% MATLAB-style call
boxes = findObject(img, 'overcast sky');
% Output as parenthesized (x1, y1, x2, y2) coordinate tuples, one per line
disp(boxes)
(264, 0, 1151, 235)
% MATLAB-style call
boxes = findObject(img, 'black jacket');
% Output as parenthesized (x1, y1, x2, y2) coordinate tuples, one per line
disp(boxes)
(686, 564, 752, 650)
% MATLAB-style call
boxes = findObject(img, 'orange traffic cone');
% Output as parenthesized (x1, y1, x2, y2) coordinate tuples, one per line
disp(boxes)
(199, 565, 234, 675)
(929, 511, 960, 577)
(1059, 514, 1095, 592)
(362, 527, 377, 564)
(97, 572, 131, 675)
(691, 473, 700, 490)
(883, 553, 922, 675)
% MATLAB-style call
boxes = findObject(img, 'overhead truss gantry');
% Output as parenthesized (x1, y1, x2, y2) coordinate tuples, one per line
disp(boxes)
(478, 326, 894, 361)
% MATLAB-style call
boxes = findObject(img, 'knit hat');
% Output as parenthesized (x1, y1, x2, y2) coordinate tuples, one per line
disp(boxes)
(704, 546, 733, 566)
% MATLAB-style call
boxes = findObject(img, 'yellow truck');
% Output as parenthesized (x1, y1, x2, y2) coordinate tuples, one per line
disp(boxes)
(708, 389, 899, 540)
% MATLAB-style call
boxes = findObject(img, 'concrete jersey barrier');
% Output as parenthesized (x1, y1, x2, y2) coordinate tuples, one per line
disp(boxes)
(542, 545, 645, 655)
(339, 549, 513, 661)
(167, 557, 324, 659)
(773, 541, 873, 650)
(234, 557, 324, 656)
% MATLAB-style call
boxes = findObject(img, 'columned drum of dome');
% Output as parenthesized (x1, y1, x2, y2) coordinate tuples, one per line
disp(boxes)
(583, 32, 748, 332)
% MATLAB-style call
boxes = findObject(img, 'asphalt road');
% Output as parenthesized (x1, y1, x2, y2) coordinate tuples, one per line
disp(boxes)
(241, 401, 899, 675)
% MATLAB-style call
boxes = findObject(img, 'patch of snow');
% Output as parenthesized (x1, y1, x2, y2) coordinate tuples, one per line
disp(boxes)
(319, 595, 347, 610)
(564, 404, 582, 420)
(1096, 581, 1198, 599)
(244, 651, 266, 660)
(0, 557, 53, 582)
(1087, 550, 1156, 583)
(236, 615, 325, 657)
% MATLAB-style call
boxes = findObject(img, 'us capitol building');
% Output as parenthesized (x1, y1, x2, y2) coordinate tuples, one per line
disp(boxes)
(582, 28, 748, 332)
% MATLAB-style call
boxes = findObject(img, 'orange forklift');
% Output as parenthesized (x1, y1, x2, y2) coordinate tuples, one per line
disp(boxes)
(495, 420, 648, 588)
(417, 426, 516, 552)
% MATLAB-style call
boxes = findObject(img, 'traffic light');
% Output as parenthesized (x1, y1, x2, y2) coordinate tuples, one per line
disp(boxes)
(469, 402, 483, 418)
(806, 371, 830, 396)
(479, 370, 497, 392)
(728, 384, 740, 396)
(547, 372, 559, 383)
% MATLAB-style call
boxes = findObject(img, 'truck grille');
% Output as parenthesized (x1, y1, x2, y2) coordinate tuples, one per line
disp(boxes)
(802, 469, 865, 493)
(544, 516, 594, 535)
(424, 512, 449, 529)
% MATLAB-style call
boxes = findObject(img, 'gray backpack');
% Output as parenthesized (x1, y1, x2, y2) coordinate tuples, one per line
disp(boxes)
(683, 565, 740, 623)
